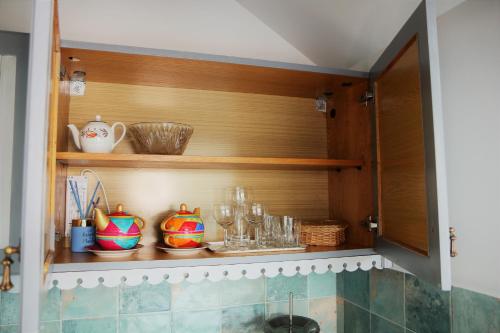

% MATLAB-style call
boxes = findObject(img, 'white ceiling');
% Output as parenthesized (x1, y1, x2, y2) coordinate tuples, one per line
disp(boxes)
(0, 0, 466, 71)
(237, 0, 466, 70)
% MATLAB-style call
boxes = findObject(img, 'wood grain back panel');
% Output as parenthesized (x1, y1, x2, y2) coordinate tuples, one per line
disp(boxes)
(61, 48, 365, 98)
(61, 82, 331, 243)
(67, 167, 329, 244)
(375, 37, 429, 255)
(68, 82, 328, 158)
(327, 81, 373, 247)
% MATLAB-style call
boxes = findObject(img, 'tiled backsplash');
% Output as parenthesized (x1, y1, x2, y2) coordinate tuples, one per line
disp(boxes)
(2, 269, 499, 333)
(0, 272, 338, 333)
(337, 269, 500, 333)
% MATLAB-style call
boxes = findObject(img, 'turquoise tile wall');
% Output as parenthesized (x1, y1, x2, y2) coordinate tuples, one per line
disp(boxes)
(337, 269, 500, 333)
(0, 272, 337, 333)
(2, 269, 499, 332)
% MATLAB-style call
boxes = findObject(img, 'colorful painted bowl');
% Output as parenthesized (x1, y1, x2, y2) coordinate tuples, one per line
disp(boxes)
(161, 204, 204, 248)
(94, 204, 145, 250)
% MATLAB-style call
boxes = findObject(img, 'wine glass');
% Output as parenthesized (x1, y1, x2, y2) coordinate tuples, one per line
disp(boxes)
(246, 203, 266, 247)
(229, 186, 251, 205)
(213, 203, 235, 248)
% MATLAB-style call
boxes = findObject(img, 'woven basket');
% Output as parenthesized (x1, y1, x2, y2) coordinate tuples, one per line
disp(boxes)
(300, 222, 347, 246)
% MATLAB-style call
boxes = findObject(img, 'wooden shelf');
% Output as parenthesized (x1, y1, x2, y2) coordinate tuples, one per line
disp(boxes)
(53, 243, 375, 273)
(56, 152, 364, 170)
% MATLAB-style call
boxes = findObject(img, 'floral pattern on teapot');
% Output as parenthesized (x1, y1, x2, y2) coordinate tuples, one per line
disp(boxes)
(81, 127, 109, 139)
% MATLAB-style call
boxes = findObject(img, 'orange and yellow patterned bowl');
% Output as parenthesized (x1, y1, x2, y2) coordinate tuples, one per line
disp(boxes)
(163, 231, 204, 248)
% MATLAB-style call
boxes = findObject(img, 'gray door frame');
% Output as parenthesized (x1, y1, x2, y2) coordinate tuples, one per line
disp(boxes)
(371, 0, 451, 290)
(19, 0, 54, 331)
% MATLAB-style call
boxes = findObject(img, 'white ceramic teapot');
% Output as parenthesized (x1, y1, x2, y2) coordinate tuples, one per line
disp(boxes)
(68, 115, 126, 153)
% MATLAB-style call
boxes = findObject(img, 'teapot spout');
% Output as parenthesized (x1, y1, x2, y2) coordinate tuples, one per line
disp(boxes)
(94, 207, 110, 231)
(67, 124, 81, 150)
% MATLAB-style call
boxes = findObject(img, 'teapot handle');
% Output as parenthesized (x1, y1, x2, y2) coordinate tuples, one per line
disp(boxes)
(160, 219, 168, 232)
(134, 216, 146, 230)
(111, 122, 127, 150)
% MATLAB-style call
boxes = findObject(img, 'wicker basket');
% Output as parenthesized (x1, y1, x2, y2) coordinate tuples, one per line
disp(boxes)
(300, 222, 347, 246)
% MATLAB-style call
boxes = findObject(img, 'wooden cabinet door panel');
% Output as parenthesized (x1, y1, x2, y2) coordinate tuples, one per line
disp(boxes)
(375, 36, 429, 255)
(371, 0, 451, 290)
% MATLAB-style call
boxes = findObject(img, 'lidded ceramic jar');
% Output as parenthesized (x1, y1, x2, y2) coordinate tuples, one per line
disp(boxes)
(161, 204, 204, 248)
(94, 204, 145, 250)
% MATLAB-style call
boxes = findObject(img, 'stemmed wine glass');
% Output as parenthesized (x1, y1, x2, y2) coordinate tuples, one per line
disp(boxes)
(213, 203, 235, 248)
(246, 203, 266, 247)
(230, 186, 251, 205)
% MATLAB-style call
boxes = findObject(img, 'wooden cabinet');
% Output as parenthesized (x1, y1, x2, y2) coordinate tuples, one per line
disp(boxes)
(42, 0, 450, 290)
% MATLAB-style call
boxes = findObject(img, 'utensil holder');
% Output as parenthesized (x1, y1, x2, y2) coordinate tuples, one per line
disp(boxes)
(71, 219, 95, 252)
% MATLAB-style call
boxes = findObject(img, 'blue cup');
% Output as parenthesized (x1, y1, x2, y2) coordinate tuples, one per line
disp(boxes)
(71, 219, 95, 252)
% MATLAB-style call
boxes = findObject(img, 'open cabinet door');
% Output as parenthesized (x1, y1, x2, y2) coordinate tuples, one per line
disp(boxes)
(17, 0, 56, 331)
(371, 0, 451, 290)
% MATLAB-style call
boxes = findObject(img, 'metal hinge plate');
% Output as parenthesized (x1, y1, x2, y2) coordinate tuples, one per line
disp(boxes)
(360, 91, 375, 106)
(364, 216, 378, 232)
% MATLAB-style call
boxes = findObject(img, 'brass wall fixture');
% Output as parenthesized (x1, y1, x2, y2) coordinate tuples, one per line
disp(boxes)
(449, 227, 457, 257)
(1, 246, 20, 291)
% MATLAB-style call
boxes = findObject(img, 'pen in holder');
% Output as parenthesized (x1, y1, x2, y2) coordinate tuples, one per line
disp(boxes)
(71, 219, 95, 253)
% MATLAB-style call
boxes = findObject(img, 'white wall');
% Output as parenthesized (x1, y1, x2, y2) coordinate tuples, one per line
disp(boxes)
(0, 55, 16, 249)
(58, 0, 314, 66)
(0, 31, 29, 272)
(438, 0, 500, 298)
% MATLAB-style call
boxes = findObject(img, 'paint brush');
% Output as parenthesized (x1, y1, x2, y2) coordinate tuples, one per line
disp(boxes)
(85, 181, 100, 218)
(69, 180, 83, 219)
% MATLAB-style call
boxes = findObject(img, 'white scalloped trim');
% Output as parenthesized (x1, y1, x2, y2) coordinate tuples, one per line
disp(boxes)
(47, 255, 389, 289)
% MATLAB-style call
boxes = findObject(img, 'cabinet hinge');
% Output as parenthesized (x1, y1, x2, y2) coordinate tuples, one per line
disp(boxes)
(360, 91, 374, 106)
(449, 227, 457, 257)
(363, 216, 378, 232)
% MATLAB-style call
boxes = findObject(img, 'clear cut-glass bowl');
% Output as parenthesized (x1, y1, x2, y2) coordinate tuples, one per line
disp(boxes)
(128, 122, 194, 155)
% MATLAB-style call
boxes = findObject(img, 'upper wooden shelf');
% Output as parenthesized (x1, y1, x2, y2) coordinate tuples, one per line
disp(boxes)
(56, 152, 363, 170)
(61, 47, 367, 98)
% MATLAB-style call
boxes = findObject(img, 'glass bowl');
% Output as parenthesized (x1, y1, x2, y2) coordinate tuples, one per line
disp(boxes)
(128, 122, 194, 155)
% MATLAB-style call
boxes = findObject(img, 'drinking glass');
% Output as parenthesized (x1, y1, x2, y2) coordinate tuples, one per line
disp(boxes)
(226, 186, 251, 247)
(246, 203, 265, 247)
(262, 214, 276, 246)
(213, 203, 235, 247)
(292, 218, 302, 246)
(229, 186, 251, 205)
(270, 216, 283, 247)
(281, 216, 302, 247)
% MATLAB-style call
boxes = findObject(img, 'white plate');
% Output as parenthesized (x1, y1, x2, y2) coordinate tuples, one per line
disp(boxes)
(155, 243, 208, 255)
(87, 244, 143, 258)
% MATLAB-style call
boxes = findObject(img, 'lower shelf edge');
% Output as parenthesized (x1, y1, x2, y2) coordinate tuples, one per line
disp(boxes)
(48, 247, 387, 289)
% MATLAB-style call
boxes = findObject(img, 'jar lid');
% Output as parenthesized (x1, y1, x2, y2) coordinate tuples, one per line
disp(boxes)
(72, 219, 94, 227)
(177, 203, 193, 215)
(108, 204, 131, 217)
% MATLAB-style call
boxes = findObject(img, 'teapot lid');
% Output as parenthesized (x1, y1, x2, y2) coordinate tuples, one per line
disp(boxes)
(177, 203, 192, 215)
(89, 115, 105, 123)
(108, 203, 131, 217)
